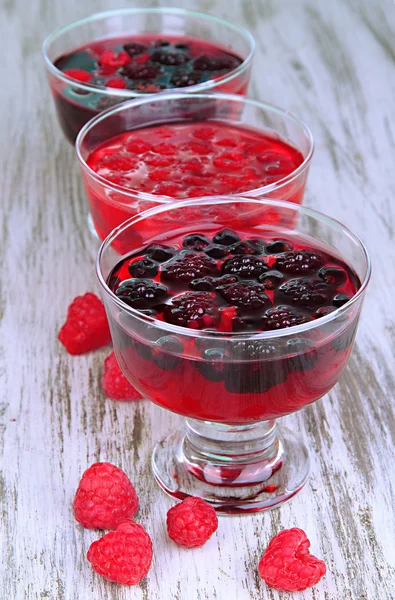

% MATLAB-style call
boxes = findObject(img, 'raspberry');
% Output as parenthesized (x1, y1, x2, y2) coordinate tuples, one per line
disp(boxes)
(99, 154, 134, 171)
(63, 68, 92, 83)
(166, 497, 218, 547)
(213, 228, 241, 246)
(128, 258, 159, 278)
(221, 255, 269, 279)
(126, 139, 152, 154)
(123, 42, 147, 57)
(258, 528, 326, 592)
(121, 63, 160, 80)
(114, 279, 168, 309)
(58, 293, 111, 355)
(214, 152, 245, 170)
(87, 520, 152, 585)
(274, 250, 324, 274)
(170, 71, 202, 87)
(73, 463, 138, 530)
(189, 274, 238, 291)
(102, 352, 141, 401)
(276, 277, 332, 308)
(258, 270, 285, 290)
(164, 292, 219, 329)
(152, 142, 177, 155)
(193, 126, 216, 140)
(183, 234, 210, 251)
(265, 239, 294, 254)
(145, 243, 175, 262)
(318, 267, 347, 286)
(106, 77, 127, 89)
(152, 50, 190, 65)
(98, 50, 130, 68)
(161, 251, 219, 282)
(261, 306, 312, 330)
(218, 282, 270, 310)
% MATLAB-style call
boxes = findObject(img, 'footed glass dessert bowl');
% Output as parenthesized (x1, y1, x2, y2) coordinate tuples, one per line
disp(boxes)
(96, 197, 370, 513)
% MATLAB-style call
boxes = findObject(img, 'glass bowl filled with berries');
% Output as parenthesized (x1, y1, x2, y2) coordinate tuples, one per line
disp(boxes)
(76, 93, 314, 240)
(42, 7, 255, 143)
(96, 196, 370, 514)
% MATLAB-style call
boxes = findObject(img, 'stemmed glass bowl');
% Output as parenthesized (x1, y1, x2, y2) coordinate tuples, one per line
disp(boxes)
(96, 197, 370, 514)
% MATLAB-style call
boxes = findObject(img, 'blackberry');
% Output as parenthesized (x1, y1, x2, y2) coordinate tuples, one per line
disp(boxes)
(123, 42, 147, 56)
(232, 315, 262, 332)
(163, 292, 219, 329)
(224, 359, 287, 394)
(152, 40, 170, 47)
(261, 306, 312, 331)
(195, 348, 228, 382)
(332, 323, 357, 351)
(161, 250, 219, 282)
(276, 277, 332, 308)
(246, 238, 266, 253)
(121, 64, 160, 80)
(128, 258, 159, 278)
(217, 282, 270, 310)
(315, 306, 336, 318)
(231, 341, 280, 360)
(221, 255, 269, 279)
(145, 243, 175, 263)
(151, 50, 190, 66)
(152, 336, 184, 371)
(204, 244, 229, 259)
(258, 270, 285, 290)
(318, 266, 347, 287)
(170, 71, 202, 87)
(286, 339, 318, 371)
(193, 55, 240, 71)
(333, 293, 352, 307)
(174, 43, 189, 50)
(212, 228, 241, 246)
(188, 274, 238, 291)
(229, 241, 260, 255)
(183, 234, 210, 252)
(265, 239, 294, 254)
(115, 278, 168, 309)
(274, 250, 324, 274)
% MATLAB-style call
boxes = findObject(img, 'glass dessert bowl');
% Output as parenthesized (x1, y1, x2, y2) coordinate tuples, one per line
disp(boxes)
(97, 197, 370, 513)
(77, 93, 314, 241)
(42, 7, 255, 143)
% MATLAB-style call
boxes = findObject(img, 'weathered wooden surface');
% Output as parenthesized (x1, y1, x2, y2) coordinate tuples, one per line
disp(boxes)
(1, 0, 395, 598)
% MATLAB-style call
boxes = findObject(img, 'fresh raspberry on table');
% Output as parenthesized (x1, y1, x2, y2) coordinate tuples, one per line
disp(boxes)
(102, 352, 142, 402)
(87, 520, 152, 585)
(73, 462, 138, 530)
(258, 528, 326, 592)
(166, 496, 218, 547)
(58, 293, 111, 355)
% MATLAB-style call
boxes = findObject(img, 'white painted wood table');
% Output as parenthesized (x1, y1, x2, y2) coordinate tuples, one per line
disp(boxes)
(1, 0, 395, 598)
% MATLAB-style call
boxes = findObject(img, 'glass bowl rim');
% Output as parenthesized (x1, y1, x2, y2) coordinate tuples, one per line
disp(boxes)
(75, 92, 315, 205)
(42, 7, 256, 97)
(96, 196, 371, 341)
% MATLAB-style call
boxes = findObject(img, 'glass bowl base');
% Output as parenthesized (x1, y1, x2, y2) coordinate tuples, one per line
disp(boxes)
(152, 422, 310, 514)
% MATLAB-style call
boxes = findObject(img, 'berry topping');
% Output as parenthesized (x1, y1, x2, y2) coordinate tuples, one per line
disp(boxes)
(63, 68, 92, 83)
(73, 462, 138, 530)
(145, 243, 175, 262)
(166, 497, 218, 547)
(265, 239, 294, 254)
(87, 520, 152, 586)
(229, 241, 260, 255)
(123, 42, 147, 56)
(333, 293, 351, 307)
(121, 63, 160, 80)
(170, 71, 202, 87)
(276, 277, 332, 308)
(115, 279, 168, 309)
(58, 293, 111, 355)
(161, 250, 219, 282)
(258, 270, 285, 289)
(231, 340, 280, 360)
(102, 352, 142, 401)
(221, 255, 269, 279)
(318, 266, 347, 286)
(189, 274, 238, 291)
(151, 50, 190, 65)
(164, 292, 219, 329)
(258, 528, 326, 592)
(183, 234, 210, 251)
(274, 250, 324, 274)
(128, 258, 159, 278)
(261, 306, 311, 331)
(204, 244, 229, 259)
(218, 282, 271, 310)
(213, 228, 241, 246)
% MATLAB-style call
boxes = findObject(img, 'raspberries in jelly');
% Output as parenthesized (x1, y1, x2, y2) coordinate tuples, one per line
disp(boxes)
(87, 520, 152, 585)
(261, 306, 312, 331)
(123, 42, 147, 57)
(274, 250, 324, 274)
(102, 352, 142, 401)
(166, 497, 218, 547)
(183, 234, 210, 251)
(189, 274, 238, 291)
(161, 250, 218, 282)
(115, 279, 168, 309)
(164, 292, 219, 329)
(222, 255, 269, 279)
(218, 282, 271, 310)
(73, 462, 138, 530)
(276, 277, 332, 308)
(258, 528, 326, 592)
(258, 270, 285, 290)
(121, 63, 160, 80)
(58, 293, 111, 355)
